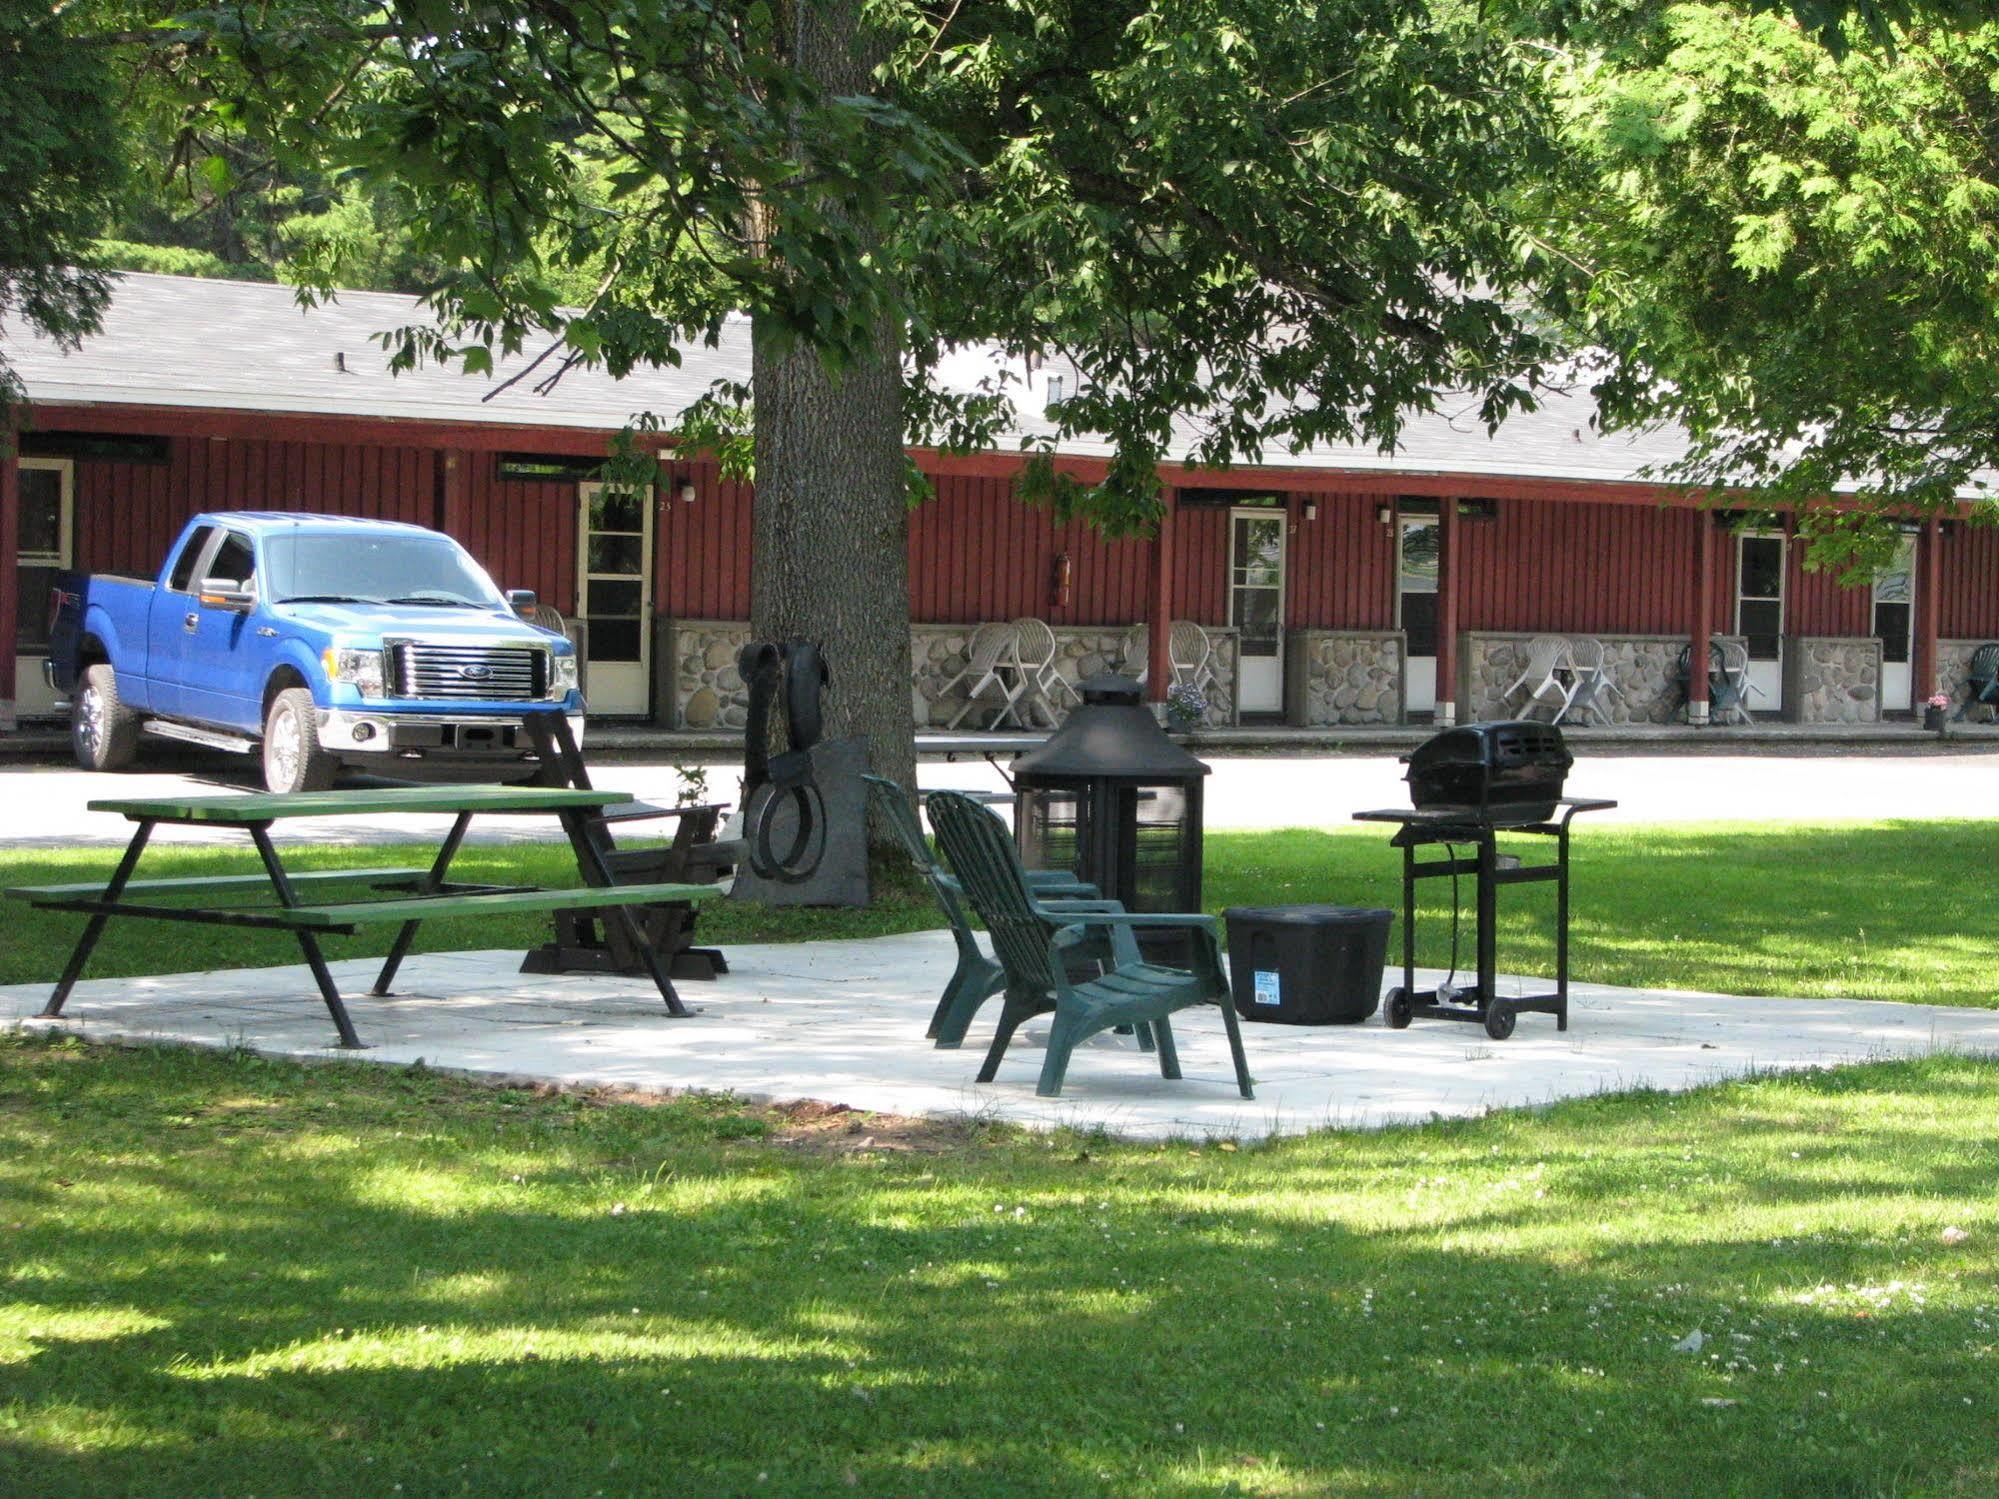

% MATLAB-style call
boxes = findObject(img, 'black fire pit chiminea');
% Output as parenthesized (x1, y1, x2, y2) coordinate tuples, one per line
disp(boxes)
(1012, 674, 1209, 966)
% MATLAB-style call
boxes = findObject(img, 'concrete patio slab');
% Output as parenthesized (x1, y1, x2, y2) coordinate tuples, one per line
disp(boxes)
(5, 930, 1997, 1140)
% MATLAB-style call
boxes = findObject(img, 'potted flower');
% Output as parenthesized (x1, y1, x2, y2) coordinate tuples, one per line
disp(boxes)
(1923, 692, 1953, 732)
(1164, 681, 1209, 731)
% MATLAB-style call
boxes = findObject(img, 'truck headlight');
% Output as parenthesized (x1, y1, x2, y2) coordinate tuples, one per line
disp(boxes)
(547, 650, 579, 701)
(324, 647, 388, 699)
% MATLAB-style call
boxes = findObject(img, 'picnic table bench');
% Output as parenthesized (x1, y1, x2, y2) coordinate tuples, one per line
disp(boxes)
(4, 785, 722, 1049)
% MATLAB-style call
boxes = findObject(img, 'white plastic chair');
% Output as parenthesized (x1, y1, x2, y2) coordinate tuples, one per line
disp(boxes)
(1011, 617, 1078, 727)
(1709, 636, 1762, 725)
(1116, 624, 1149, 685)
(1168, 620, 1216, 693)
(1168, 620, 1219, 723)
(1502, 635, 1578, 722)
(1563, 636, 1621, 726)
(942, 623, 1027, 730)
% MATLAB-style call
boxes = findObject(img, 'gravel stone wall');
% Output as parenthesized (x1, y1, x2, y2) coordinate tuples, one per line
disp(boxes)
(1461, 633, 1690, 724)
(1283, 631, 1403, 725)
(664, 620, 1236, 728)
(663, 620, 755, 729)
(913, 624, 1237, 728)
(1939, 639, 1994, 722)
(1782, 637, 1881, 723)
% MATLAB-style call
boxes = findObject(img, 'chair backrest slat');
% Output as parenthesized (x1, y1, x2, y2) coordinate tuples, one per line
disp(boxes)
(1523, 634, 1570, 677)
(927, 791, 1063, 991)
(1012, 617, 1056, 670)
(1168, 619, 1211, 672)
(965, 622, 1017, 675)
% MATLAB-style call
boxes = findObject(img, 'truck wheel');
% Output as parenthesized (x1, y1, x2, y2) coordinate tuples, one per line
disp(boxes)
(72, 665, 140, 772)
(263, 688, 337, 793)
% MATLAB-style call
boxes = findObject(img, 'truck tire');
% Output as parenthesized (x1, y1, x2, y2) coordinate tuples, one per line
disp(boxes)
(72, 664, 140, 772)
(262, 687, 337, 793)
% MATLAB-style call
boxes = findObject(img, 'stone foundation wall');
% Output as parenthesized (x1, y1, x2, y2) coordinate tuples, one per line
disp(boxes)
(662, 619, 1238, 729)
(915, 624, 1237, 728)
(1460, 633, 1690, 724)
(1782, 637, 1881, 723)
(1284, 631, 1403, 725)
(662, 620, 755, 729)
(1939, 639, 1994, 721)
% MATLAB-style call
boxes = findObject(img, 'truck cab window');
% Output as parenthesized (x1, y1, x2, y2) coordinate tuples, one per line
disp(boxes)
(167, 526, 217, 593)
(207, 533, 255, 592)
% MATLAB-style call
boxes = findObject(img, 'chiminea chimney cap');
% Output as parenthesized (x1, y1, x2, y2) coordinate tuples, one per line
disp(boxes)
(1078, 672, 1143, 704)
(1013, 674, 1210, 781)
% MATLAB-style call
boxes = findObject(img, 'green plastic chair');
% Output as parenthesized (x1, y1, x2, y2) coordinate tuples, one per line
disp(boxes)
(926, 791, 1253, 1100)
(862, 776, 1102, 1048)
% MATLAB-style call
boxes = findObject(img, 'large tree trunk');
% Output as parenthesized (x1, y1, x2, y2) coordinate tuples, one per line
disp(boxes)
(750, 3, 916, 823)
(750, 317, 914, 803)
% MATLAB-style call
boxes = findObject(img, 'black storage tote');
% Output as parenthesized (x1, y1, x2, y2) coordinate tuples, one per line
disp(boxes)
(1223, 905, 1393, 1024)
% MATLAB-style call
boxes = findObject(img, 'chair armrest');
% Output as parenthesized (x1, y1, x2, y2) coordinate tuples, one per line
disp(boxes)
(1050, 911, 1224, 979)
(1042, 909, 1218, 931)
(1039, 898, 1126, 913)
(1024, 871, 1100, 898)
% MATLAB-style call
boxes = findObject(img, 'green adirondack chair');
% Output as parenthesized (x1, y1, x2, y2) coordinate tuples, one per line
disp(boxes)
(862, 776, 1104, 1047)
(926, 791, 1253, 1100)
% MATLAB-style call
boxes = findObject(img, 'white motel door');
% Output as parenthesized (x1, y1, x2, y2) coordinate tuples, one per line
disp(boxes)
(1872, 535, 1916, 713)
(1228, 507, 1286, 714)
(576, 482, 655, 715)
(1736, 532, 1786, 712)
(1399, 515, 1441, 714)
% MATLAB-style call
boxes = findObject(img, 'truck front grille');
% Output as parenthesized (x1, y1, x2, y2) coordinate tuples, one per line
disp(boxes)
(391, 643, 547, 701)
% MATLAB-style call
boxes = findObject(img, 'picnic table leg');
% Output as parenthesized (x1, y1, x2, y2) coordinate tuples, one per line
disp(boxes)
(371, 811, 474, 996)
(41, 819, 156, 1018)
(558, 810, 692, 1017)
(248, 824, 366, 1050)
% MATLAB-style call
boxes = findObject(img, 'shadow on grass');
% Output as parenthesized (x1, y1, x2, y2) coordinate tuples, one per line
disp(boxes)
(2, 1038, 1996, 1497)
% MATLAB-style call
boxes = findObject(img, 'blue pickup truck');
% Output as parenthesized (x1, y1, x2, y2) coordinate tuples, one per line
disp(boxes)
(48, 512, 584, 792)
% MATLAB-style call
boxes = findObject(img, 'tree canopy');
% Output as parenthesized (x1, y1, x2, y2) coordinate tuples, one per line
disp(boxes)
(1544, 6, 1999, 570)
(0, 6, 126, 407)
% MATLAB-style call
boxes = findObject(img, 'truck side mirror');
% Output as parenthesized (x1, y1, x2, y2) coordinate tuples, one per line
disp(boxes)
(506, 588, 538, 617)
(198, 579, 256, 612)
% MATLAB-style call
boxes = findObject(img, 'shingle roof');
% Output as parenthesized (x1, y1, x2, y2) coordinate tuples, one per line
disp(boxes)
(6, 270, 1695, 487)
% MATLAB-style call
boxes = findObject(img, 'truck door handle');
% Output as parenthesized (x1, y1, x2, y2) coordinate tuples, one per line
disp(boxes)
(183, 612, 200, 632)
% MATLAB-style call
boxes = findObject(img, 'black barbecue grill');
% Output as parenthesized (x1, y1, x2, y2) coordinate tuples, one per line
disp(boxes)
(1405, 721, 1574, 825)
(1354, 721, 1613, 1040)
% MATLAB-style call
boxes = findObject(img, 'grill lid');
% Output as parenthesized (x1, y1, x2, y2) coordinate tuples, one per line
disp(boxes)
(1011, 673, 1210, 781)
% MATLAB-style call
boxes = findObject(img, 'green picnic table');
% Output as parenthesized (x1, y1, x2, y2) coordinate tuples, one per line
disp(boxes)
(5, 785, 722, 1049)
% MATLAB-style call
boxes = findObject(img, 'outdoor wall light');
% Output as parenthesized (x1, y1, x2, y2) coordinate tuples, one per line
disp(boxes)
(677, 480, 698, 503)
(1376, 504, 1393, 524)
(1302, 500, 1319, 522)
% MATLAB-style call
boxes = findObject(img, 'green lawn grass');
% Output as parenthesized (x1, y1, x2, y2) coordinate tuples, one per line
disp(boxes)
(2, 1032, 1995, 1496)
(2, 820, 1993, 1006)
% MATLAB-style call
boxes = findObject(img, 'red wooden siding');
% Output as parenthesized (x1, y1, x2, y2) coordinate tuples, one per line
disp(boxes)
(73, 436, 435, 577)
(656, 459, 754, 621)
(1785, 537, 1872, 637)
(1453, 499, 1702, 634)
(1287, 493, 1395, 630)
(1169, 501, 1229, 626)
(1938, 522, 1999, 639)
(452, 454, 579, 611)
(907, 472, 1152, 625)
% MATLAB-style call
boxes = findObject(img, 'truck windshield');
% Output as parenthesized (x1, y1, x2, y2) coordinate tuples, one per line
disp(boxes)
(265, 532, 508, 610)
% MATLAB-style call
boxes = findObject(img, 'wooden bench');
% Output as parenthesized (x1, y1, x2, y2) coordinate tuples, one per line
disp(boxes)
(16, 785, 722, 1049)
(13, 867, 428, 901)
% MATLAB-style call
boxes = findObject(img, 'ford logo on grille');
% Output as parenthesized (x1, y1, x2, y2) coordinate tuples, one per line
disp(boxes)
(458, 664, 494, 682)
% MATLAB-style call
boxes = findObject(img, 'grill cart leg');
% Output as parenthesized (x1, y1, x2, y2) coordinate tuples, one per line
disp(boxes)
(1476, 830, 1499, 1023)
(1556, 820, 1572, 1031)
